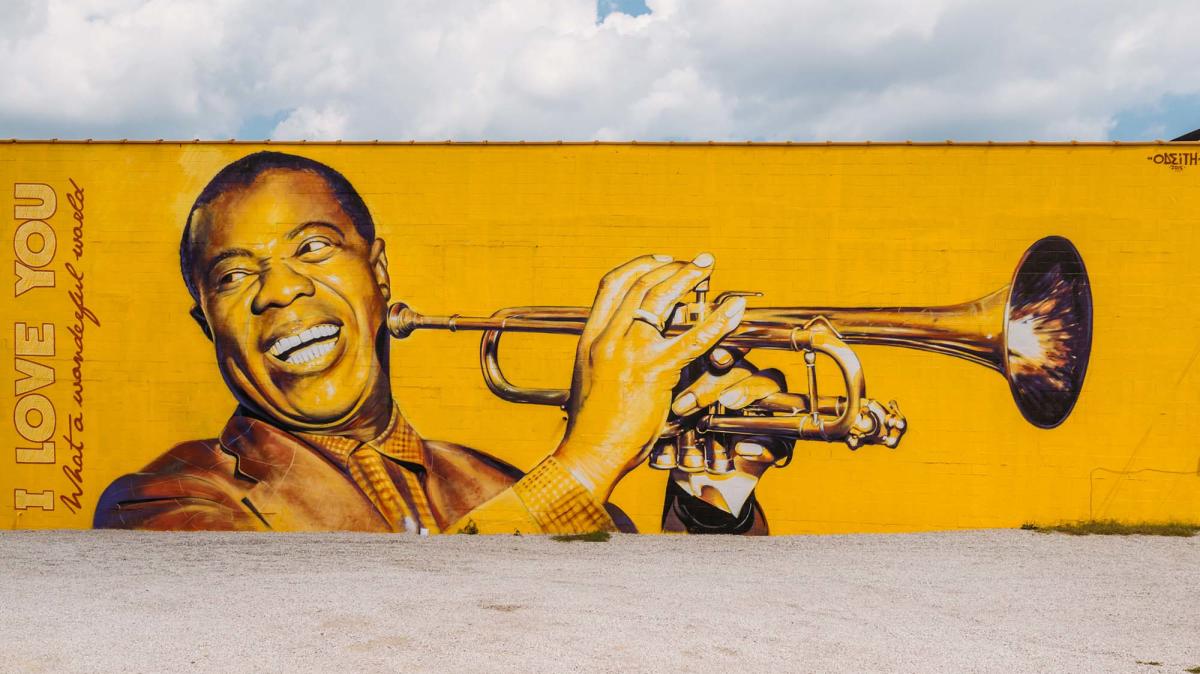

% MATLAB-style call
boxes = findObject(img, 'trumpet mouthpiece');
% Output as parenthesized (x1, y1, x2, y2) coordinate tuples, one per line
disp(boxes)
(387, 302, 422, 339)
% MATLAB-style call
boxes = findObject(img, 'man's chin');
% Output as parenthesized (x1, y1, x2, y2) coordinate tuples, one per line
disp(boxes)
(234, 379, 362, 428)
(232, 354, 386, 433)
(251, 400, 365, 431)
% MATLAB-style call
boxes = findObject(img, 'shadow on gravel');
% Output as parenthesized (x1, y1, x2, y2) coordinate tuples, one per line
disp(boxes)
(550, 530, 612, 542)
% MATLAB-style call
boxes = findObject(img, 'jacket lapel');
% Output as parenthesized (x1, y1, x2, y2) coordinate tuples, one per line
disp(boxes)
(218, 415, 390, 531)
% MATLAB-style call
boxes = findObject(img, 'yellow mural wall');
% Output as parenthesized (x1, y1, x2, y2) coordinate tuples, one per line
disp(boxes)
(2, 141, 1197, 533)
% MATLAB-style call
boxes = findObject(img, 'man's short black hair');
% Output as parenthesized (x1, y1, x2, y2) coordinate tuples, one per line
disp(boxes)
(180, 151, 376, 302)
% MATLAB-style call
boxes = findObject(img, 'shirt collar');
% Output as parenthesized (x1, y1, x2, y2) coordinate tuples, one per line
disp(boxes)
(297, 404, 427, 471)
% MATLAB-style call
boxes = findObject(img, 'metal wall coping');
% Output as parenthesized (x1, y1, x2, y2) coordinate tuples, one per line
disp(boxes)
(1, 139, 1197, 147)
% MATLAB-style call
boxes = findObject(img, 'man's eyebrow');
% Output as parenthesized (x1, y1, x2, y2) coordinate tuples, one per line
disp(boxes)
(285, 221, 346, 240)
(204, 248, 256, 278)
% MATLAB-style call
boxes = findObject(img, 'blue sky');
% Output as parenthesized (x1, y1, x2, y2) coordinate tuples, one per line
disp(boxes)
(1111, 93, 1200, 140)
(598, 0, 650, 21)
(2, 1, 1198, 142)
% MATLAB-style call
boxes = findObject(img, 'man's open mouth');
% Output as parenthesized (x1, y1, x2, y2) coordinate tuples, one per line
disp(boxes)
(267, 324, 341, 365)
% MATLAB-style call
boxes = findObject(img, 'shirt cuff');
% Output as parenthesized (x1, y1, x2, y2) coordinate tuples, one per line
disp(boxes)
(510, 456, 614, 534)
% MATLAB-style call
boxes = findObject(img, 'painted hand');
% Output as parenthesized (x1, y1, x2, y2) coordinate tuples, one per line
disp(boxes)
(666, 357, 793, 515)
(553, 253, 746, 502)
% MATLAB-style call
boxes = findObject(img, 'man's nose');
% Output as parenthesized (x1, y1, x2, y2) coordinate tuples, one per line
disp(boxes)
(252, 262, 316, 314)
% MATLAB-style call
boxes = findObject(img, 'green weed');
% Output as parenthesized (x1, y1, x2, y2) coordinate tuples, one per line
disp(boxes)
(1020, 520, 1198, 537)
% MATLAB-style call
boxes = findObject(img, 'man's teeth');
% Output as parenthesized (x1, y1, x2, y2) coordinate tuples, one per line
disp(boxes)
(268, 324, 340, 360)
(285, 339, 336, 365)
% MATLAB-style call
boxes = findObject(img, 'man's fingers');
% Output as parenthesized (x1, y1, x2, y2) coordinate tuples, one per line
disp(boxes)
(707, 346, 746, 371)
(732, 438, 789, 465)
(585, 254, 674, 339)
(632, 252, 716, 328)
(670, 363, 756, 416)
(667, 295, 746, 363)
(713, 370, 784, 410)
(605, 261, 687, 337)
(674, 369, 784, 416)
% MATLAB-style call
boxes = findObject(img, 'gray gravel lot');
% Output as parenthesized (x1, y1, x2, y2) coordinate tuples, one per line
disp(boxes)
(0, 530, 1196, 673)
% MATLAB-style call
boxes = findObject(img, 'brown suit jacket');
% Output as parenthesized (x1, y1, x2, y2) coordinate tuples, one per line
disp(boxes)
(94, 414, 523, 531)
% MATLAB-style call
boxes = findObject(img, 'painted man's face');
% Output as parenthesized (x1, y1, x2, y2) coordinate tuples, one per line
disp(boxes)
(188, 169, 391, 430)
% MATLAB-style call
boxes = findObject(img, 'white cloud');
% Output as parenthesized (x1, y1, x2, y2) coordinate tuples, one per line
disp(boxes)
(1, 0, 1198, 141)
(273, 105, 348, 139)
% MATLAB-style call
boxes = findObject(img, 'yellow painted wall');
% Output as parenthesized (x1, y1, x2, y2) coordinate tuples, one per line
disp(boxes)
(2, 142, 1197, 533)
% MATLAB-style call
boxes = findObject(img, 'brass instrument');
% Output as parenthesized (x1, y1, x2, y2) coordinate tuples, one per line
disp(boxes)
(387, 236, 1092, 474)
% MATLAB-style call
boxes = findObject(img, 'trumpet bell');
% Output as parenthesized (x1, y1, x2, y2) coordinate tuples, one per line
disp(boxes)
(1003, 236, 1092, 429)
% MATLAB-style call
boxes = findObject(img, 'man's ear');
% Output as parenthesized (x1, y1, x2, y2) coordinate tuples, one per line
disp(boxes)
(190, 305, 213, 341)
(369, 238, 391, 301)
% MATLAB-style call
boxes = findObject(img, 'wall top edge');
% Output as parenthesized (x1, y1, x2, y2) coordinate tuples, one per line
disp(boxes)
(1, 139, 1197, 147)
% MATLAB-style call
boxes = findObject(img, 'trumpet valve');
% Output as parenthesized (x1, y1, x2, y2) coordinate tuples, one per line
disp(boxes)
(705, 441, 735, 475)
(678, 434, 706, 473)
(649, 442, 678, 470)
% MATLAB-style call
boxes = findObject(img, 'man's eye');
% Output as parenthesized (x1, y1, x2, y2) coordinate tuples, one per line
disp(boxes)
(296, 238, 335, 259)
(219, 270, 250, 286)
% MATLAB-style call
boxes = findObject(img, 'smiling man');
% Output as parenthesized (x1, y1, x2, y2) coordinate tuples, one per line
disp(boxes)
(94, 151, 785, 534)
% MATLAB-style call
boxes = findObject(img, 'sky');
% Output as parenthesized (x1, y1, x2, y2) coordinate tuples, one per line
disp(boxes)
(1, 0, 1198, 142)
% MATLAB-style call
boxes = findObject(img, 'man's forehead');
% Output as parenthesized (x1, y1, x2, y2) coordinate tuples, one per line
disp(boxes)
(190, 169, 353, 249)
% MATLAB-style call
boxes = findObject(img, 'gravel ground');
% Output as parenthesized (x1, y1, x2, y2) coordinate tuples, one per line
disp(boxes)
(0, 530, 1196, 673)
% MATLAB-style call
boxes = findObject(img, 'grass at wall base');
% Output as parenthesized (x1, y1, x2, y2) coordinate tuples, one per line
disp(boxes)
(1020, 520, 1199, 537)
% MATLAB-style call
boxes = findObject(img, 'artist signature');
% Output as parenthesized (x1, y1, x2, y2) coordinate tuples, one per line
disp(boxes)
(1146, 151, 1199, 172)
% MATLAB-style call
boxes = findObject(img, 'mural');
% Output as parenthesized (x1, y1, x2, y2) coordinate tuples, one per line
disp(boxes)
(2, 142, 1196, 534)
(91, 150, 1093, 534)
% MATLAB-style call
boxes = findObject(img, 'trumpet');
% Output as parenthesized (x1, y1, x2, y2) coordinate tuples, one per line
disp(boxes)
(388, 236, 1092, 475)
